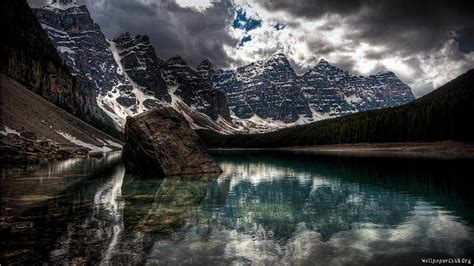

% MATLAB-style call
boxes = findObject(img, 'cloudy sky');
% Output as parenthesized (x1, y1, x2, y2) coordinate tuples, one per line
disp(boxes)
(28, 0, 474, 97)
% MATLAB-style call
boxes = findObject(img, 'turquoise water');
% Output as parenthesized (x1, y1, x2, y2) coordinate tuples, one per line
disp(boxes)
(1, 151, 473, 265)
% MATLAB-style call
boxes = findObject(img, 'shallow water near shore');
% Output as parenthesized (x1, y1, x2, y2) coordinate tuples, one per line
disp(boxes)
(1, 151, 473, 265)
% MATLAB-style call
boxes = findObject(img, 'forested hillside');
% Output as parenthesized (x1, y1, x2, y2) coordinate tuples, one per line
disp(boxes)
(198, 69, 474, 148)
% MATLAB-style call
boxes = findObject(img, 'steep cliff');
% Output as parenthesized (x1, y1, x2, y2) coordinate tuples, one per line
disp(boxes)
(1, 0, 119, 137)
(213, 53, 312, 123)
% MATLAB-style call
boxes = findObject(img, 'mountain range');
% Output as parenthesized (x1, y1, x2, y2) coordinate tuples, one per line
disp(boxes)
(199, 69, 474, 148)
(1, 0, 472, 162)
(31, 0, 415, 133)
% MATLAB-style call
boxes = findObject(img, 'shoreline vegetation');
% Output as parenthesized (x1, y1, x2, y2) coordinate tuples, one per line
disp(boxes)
(209, 141, 474, 160)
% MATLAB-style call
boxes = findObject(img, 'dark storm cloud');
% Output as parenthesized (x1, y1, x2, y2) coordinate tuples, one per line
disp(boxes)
(254, 0, 473, 96)
(28, 0, 239, 68)
(27, 0, 474, 66)
(305, 38, 337, 56)
(258, 0, 474, 56)
(85, 0, 238, 68)
(257, 0, 362, 18)
(27, 0, 473, 96)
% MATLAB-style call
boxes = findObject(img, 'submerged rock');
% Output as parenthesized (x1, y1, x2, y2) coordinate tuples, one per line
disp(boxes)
(122, 107, 222, 177)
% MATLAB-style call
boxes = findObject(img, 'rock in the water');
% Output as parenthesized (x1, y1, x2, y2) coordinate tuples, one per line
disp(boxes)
(122, 107, 222, 177)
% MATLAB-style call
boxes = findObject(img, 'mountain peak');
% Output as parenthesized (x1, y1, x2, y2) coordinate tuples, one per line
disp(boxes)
(376, 70, 396, 77)
(166, 56, 188, 66)
(266, 52, 289, 63)
(113, 32, 132, 41)
(52, 0, 75, 4)
(137, 34, 150, 44)
(317, 58, 330, 66)
(313, 58, 347, 75)
(265, 52, 291, 68)
(270, 52, 286, 59)
(197, 59, 214, 70)
(49, 0, 79, 9)
(113, 32, 150, 45)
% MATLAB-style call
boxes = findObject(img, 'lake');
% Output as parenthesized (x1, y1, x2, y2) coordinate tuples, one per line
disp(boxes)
(1, 151, 473, 265)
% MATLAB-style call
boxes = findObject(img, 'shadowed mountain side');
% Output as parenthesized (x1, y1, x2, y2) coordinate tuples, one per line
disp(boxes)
(1, 0, 121, 139)
(0, 75, 122, 163)
(198, 69, 474, 148)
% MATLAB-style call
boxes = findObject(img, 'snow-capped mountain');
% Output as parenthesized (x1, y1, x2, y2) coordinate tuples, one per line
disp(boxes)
(161, 56, 231, 122)
(112, 33, 170, 105)
(299, 59, 415, 116)
(33, 2, 234, 132)
(214, 55, 415, 122)
(213, 53, 313, 123)
(48, 0, 78, 10)
(33, 1, 415, 134)
(33, 2, 138, 128)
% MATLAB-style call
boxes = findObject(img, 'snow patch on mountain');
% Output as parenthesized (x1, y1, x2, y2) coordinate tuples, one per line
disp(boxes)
(47, 0, 80, 10)
(169, 85, 240, 134)
(56, 130, 112, 152)
(0, 126, 21, 136)
(96, 41, 164, 128)
(34, 3, 415, 135)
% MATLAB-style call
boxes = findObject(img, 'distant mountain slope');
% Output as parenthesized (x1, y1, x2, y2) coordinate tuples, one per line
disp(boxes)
(299, 59, 415, 116)
(161, 56, 231, 122)
(213, 54, 415, 123)
(32, 2, 234, 131)
(199, 69, 474, 148)
(112, 33, 170, 104)
(31, 1, 415, 133)
(213, 53, 313, 123)
(33, 2, 146, 128)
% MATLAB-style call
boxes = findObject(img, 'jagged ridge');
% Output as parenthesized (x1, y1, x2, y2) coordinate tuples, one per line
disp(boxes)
(32, 2, 415, 134)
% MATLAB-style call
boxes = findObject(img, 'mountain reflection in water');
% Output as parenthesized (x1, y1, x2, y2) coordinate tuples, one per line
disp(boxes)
(1, 151, 473, 265)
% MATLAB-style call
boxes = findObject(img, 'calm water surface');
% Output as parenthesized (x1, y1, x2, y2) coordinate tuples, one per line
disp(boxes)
(1, 151, 473, 265)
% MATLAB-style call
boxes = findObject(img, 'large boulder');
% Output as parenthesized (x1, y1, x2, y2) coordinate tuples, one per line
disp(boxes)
(122, 107, 222, 177)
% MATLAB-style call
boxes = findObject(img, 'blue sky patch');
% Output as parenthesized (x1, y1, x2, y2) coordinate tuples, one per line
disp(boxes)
(232, 9, 262, 32)
(455, 28, 474, 53)
(274, 23, 286, 31)
(239, 35, 252, 46)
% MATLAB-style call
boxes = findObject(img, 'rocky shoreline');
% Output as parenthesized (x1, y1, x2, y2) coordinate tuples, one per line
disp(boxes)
(1, 133, 107, 165)
(1, 74, 123, 166)
(210, 141, 474, 160)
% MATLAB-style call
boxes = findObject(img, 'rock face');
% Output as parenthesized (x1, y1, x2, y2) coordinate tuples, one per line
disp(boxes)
(299, 59, 415, 116)
(32, 3, 138, 128)
(112, 32, 170, 105)
(122, 107, 222, 177)
(1, 0, 85, 119)
(161, 56, 231, 121)
(33, 3, 232, 130)
(1, 0, 118, 137)
(31, 0, 415, 133)
(213, 53, 312, 123)
(213, 55, 415, 121)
